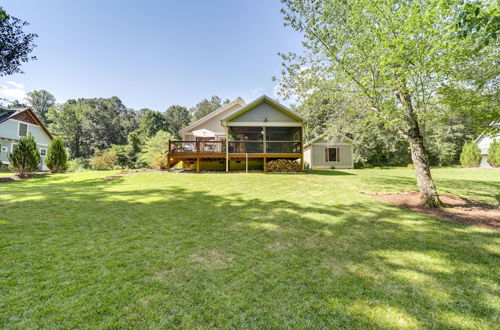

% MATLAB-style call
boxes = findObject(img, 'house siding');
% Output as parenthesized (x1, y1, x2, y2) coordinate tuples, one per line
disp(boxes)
(305, 138, 353, 169)
(229, 102, 297, 124)
(182, 103, 242, 139)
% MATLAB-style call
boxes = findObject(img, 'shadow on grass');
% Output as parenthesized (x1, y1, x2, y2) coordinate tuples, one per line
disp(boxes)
(0, 174, 498, 328)
(307, 169, 355, 176)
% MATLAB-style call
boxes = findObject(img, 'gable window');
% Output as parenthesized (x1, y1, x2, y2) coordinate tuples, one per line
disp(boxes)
(18, 123, 28, 137)
(40, 148, 47, 156)
(326, 147, 339, 162)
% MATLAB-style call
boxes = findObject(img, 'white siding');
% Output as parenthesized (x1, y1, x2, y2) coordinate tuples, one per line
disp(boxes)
(306, 138, 354, 169)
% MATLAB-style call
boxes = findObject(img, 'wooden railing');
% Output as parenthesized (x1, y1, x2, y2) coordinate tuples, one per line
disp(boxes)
(169, 140, 302, 154)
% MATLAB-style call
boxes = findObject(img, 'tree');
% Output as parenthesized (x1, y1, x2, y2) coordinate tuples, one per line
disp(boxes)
(0, 6, 37, 76)
(48, 101, 86, 158)
(26, 90, 56, 124)
(190, 96, 230, 121)
(45, 137, 67, 173)
(138, 109, 167, 138)
(164, 105, 190, 138)
(488, 139, 499, 167)
(460, 141, 482, 167)
(139, 130, 173, 166)
(8, 134, 40, 175)
(278, 0, 498, 207)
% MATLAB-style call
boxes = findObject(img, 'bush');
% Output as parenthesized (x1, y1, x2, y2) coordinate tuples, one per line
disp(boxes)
(460, 141, 482, 167)
(407, 163, 415, 169)
(66, 158, 90, 172)
(488, 139, 499, 167)
(90, 152, 118, 170)
(45, 137, 68, 173)
(139, 130, 173, 166)
(8, 135, 41, 175)
(151, 153, 169, 170)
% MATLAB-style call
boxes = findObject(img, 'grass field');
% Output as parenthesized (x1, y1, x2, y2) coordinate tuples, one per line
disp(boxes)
(0, 168, 499, 328)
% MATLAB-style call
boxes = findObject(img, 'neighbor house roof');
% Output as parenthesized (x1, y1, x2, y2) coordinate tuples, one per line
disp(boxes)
(220, 95, 305, 125)
(304, 132, 354, 148)
(0, 108, 53, 140)
(178, 98, 246, 136)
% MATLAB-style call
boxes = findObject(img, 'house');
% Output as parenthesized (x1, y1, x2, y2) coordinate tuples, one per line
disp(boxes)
(476, 129, 499, 168)
(0, 108, 53, 170)
(168, 95, 305, 172)
(303, 132, 354, 169)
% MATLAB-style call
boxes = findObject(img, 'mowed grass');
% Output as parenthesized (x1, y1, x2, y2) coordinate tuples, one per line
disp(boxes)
(0, 168, 499, 328)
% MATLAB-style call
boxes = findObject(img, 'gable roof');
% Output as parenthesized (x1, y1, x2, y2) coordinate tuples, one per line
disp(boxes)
(0, 108, 53, 140)
(220, 95, 304, 125)
(179, 98, 246, 135)
(304, 132, 354, 148)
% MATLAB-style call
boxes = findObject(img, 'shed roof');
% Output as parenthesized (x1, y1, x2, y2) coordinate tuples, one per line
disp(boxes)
(304, 132, 354, 148)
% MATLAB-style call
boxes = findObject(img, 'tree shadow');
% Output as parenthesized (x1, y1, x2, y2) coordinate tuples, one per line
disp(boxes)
(307, 169, 355, 176)
(0, 173, 498, 328)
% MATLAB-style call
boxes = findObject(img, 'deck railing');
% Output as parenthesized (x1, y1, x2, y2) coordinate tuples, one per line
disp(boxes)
(169, 140, 302, 154)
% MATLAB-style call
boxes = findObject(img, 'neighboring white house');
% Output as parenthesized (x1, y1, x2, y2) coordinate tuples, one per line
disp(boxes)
(476, 130, 499, 168)
(304, 132, 354, 169)
(0, 108, 53, 170)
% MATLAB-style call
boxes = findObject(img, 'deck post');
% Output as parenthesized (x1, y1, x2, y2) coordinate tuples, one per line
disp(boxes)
(263, 156, 267, 173)
(196, 157, 200, 173)
(225, 126, 229, 172)
(300, 155, 304, 172)
(245, 153, 248, 173)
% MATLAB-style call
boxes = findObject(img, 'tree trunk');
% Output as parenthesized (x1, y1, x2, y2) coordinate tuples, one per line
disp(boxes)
(397, 89, 442, 208)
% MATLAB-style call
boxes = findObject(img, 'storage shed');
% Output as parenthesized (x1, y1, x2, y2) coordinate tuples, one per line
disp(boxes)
(304, 132, 354, 169)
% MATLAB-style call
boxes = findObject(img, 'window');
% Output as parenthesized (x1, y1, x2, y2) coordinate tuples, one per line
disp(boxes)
(326, 148, 339, 162)
(18, 123, 28, 137)
(40, 148, 47, 156)
(11, 143, 17, 152)
(0, 146, 7, 153)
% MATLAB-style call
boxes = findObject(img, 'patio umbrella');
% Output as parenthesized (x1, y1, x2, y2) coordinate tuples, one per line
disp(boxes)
(192, 129, 216, 138)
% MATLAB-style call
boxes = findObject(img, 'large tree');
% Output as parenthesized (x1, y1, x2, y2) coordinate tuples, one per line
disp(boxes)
(190, 96, 230, 122)
(138, 109, 167, 138)
(0, 6, 37, 76)
(278, 0, 498, 207)
(26, 90, 56, 124)
(164, 105, 190, 138)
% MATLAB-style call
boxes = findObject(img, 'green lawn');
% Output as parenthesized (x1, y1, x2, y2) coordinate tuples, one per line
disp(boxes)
(0, 168, 499, 328)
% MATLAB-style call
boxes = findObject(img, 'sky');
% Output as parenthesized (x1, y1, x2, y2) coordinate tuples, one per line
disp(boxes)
(0, 0, 303, 111)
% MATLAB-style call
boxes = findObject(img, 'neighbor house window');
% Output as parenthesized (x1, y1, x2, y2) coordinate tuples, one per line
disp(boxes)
(0, 146, 7, 153)
(18, 123, 28, 137)
(326, 147, 339, 162)
(40, 148, 47, 156)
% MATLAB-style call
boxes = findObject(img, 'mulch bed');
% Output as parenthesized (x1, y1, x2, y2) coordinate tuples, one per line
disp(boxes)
(0, 173, 48, 183)
(364, 191, 499, 231)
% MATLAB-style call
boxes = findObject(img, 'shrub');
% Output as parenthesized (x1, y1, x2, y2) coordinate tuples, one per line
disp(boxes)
(66, 158, 90, 172)
(151, 153, 169, 170)
(8, 135, 40, 175)
(90, 152, 118, 170)
(460, 141, 481, 167)
(407, 163, 415, 169)
(139, 130, 173, 166)
(488, 139, 499, 167)
(45, 137, 68, 173)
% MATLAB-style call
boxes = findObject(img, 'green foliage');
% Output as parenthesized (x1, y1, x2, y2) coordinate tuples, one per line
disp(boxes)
(90, 152, 118, 170)
(45, 137, 67, 173)
(460, 141, 482, 167)
(26, 90, 56, 124)
(488, 139, 500, 167)
(150, 153, 169, 170)
(138, 110, 166, 138)
(164, 105, 190, 138)
(139, 130, 173, 167)
(66, 158, 90, 172)
(0, 6, 37, 76)
(190, 96, 230, 121)
(8, 135, 40, 174)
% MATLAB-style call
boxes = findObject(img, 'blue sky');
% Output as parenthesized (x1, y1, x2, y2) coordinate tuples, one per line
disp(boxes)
(0, 0, 303, 110)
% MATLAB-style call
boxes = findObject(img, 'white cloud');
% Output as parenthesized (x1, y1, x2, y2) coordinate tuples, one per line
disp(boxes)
(0, 81, 27, 101)
(252, 87, 264, 97)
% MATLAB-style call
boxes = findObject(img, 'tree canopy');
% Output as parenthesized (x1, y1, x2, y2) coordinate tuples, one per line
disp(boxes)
(26, 90, 56, 124)
(0, 6, 37, 76)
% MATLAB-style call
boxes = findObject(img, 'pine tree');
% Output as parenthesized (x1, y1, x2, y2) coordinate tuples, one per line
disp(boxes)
(45, 137, 68, 173)
(488, 139, 499, 167)
(8, 135, 41, 175)
(460, 141, 482, 168)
